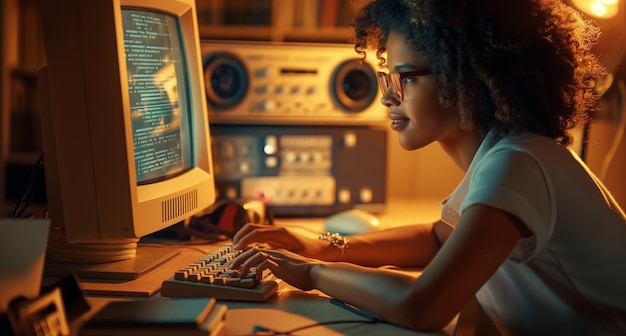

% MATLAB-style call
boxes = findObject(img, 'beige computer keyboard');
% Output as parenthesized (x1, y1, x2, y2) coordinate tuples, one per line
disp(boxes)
(160, 243, 281, 301)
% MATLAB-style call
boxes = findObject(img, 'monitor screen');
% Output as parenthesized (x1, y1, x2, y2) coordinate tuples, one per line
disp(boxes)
(122, 9, 193, 184)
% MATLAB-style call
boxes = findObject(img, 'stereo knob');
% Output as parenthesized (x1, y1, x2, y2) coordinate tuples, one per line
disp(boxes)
(290, 86, 301, 95)
(254, 67, 273, 78)
(275, 85, 287, 94)
(264, 135, 277, 155)
(256, 99, 278, 111)
(254, 84, 273, 94)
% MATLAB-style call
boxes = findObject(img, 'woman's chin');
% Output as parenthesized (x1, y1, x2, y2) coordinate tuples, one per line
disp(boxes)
(397, 131, 430, 151)
(398, 137, 419, 151)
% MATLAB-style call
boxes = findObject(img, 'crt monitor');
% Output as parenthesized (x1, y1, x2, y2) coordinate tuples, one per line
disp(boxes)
(38, 0, 216, 271)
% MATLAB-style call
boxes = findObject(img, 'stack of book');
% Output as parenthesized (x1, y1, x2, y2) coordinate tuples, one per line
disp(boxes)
(81, 298, 226, 336)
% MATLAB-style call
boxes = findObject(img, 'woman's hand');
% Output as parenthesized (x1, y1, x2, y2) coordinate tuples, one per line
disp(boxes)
(233, 223, 327, 259)
(230, 247, 324, 291)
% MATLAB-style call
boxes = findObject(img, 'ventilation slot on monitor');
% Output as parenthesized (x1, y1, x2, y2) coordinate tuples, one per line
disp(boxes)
(162, 189, 198, 223)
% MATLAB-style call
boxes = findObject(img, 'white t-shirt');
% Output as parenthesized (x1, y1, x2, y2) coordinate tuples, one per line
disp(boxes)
(441, 132, 626, 336)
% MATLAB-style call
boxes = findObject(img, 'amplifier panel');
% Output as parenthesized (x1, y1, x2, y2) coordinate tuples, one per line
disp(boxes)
(210, 125, 387, 216)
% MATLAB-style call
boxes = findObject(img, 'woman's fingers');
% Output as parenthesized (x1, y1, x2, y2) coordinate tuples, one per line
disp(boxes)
(228, 247, 319, 291)
(228, 246, 257, 269)
(252, 256, 274, 282)
(232, 223, 265, 245)
(232, 226, 292, 250)
(228, 247, 275, 280)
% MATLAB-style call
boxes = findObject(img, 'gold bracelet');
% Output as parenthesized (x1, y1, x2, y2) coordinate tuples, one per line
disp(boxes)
(319, 232, 349, 261)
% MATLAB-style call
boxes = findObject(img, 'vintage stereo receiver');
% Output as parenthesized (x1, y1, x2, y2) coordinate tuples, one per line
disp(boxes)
(201, 40, 385, 126)
(201, 41, 388, 215)
(210, 125, 387, 216)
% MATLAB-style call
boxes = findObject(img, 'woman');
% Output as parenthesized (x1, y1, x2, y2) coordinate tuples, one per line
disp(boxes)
(229, 0, 626, 334)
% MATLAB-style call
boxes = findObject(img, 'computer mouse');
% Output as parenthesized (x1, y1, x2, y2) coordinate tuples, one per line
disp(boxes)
(323, 209, 381, 235)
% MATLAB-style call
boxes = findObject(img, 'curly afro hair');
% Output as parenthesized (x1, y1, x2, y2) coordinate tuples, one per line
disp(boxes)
(352, 0, 607, 146)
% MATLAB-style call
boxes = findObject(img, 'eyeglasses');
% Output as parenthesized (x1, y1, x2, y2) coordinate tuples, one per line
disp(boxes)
(376, 69, 432, 101)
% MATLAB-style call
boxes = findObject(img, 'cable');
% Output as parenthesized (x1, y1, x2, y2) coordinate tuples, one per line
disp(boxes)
(12, 153, 44, 218)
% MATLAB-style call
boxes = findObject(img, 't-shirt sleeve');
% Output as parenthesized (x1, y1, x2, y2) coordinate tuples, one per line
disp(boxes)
(461, 148, 554, 262)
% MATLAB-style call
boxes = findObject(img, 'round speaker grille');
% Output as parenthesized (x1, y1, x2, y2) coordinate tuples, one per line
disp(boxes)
(204, 52, 248, 110)
(330, 59, 378, 113)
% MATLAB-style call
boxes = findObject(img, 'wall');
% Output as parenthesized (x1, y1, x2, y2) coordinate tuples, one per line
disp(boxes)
(386, 130, 464, 201)
(584, 81, 626, 207)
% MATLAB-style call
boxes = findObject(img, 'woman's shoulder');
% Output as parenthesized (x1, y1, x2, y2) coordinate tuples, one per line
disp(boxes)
(491, 132, 559, 147)
(475, 132, 584, 181)
(487, 132, 574, 159)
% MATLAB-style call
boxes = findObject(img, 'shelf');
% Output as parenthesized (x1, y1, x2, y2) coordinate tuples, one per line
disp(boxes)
(196, 0, 362, 43)
(199, 26, 276, 41)
(283, 27, 353, 43)
(199, 26, 353, 43)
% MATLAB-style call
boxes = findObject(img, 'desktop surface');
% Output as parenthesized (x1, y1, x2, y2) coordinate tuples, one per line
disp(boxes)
(62, 198, 477, 335)
(80, 290, 458, 336)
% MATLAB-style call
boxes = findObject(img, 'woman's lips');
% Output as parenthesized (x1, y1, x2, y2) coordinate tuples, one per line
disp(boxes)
(389, 113, 410, 131)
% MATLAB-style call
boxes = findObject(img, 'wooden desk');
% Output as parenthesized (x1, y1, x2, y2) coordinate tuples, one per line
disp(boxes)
(78, 282, 503, 336)
(69, 198, 499, 335)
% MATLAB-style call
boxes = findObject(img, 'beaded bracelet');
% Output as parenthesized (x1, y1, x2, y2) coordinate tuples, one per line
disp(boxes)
(319, 232, 349, 261)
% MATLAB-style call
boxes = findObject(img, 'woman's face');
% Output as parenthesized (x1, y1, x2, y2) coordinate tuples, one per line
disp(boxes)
(381, 31, 462, 151)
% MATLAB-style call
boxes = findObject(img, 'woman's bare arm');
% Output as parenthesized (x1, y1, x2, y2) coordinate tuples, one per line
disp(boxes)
(327, 222, 441, 268)
(312, 204, 524, 330)
(233, 220, 443, 268)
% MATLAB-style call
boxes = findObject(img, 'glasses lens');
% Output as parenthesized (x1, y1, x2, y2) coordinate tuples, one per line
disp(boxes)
(376, 72, 389, 95)
(377, 72, 407, 100)
(389, 72, 403, 100)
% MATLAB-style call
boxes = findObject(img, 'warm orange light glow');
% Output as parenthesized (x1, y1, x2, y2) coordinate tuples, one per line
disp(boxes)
(591, 2, 609, 16)
(571, 0, 619, 18)
(595, 0, 618, 5)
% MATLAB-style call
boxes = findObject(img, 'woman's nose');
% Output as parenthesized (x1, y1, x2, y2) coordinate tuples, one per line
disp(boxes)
(380, 89, 400, 107)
